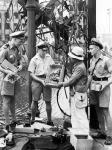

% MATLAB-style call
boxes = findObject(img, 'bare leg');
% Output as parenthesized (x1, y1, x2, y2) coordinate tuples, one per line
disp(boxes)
(31, 101, 37, 121)
(9, 96, 16, 122)
(31, 81, 42, 120)
(45, 101, 52, 122)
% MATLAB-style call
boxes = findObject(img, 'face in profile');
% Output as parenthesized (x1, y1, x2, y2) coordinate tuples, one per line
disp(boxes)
(89, 45, 99, 56)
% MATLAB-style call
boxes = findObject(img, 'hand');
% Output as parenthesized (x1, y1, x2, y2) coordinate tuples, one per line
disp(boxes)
(57, 82, 63, 88)
(44, 82, 57, 87)
(45, 82, 52, 87)
(17, 65, 22, 72)
(7, 71, 17, 79)
(41, 80, 46, 86)
(44, 82, 62, 88)
(100, 84, 108, 91)
(7, 73, 17, 82)
(7, 70, 14, 75)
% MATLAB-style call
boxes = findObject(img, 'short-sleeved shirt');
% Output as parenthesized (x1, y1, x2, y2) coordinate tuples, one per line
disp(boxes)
(28, 53, 54, 76)
(89, 55, 112, 78)
(65, 62, 87, 93)
(0, 42, 21, 67)
(72, 62, 87, 93)
(89, 55, 112, 107)
(0, 42, 22, 95)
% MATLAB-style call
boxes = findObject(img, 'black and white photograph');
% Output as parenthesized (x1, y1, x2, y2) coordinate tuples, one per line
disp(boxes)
(0, 0, 112, 149)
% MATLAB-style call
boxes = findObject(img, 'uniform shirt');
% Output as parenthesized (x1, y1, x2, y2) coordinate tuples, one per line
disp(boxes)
(89, 55, 112, 78)
(0, 42, 22, 67)
(0, 42, 22, 95)
(63, 62, 87, 93)
(28, 53, 54, 76)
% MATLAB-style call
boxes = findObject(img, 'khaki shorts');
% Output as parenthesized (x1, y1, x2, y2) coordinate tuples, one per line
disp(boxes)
(31, 80, 52, 102)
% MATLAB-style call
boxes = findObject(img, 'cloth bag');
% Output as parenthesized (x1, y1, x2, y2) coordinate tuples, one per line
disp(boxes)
(1, 75, 15, 96)
(70, 92, 89, 135)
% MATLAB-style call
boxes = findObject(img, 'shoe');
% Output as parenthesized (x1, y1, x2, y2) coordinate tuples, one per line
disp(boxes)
(10, 121, 17, 127)
(6, 133, 15, 146)
(104, 136, 112, 145)
(5, 124, 10, 133)
(23, 115, 31, 127)
(92, 132, 107, 139)
(30, 120, 35, 125)
(6, 137, 15, 146)
(63, 120, 72, 130)
(10, 121, 17, 133)
(36, 110, 40, 117)
(47, 121, 54, 126)
(26, 108, 31, 117)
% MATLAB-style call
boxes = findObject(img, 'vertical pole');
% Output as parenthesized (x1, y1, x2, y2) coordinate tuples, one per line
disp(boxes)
(1, 11, 5, 42)
(26, 0, 36, 110)
(88, 0, 96, 41)
(88, 0, 99, 130)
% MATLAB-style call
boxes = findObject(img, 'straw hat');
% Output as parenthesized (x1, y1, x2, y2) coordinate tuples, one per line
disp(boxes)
(10, 31, 25, 38)
(68, 46, 84, 60)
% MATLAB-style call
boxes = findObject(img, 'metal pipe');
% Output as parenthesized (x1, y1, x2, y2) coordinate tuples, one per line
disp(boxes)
(26, 0, 36, 109)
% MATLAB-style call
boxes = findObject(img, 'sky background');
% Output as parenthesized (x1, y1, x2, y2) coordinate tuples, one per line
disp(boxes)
(96, 0, 112, 34)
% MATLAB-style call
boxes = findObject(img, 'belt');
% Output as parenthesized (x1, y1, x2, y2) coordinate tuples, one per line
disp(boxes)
(93, 76, 108, 81)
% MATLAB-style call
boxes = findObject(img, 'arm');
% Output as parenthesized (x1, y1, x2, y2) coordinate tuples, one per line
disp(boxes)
(17, 53, 24, 72)
(46, 66, 84, 88)
(28, 57, 45, 85)
(101, 59, 112, 90)
(60, 66, 84, 87)
(0, 66, 13, 75)
(30, 72, 45, 85)
(0, 48, 14, 75)
(87, 74, 93, 89)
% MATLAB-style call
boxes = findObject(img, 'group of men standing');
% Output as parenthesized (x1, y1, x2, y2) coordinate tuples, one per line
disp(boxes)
(0, 30, 112, 145)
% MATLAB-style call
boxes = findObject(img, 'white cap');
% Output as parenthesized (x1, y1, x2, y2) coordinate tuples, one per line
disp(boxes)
(10, 31, 25, 38)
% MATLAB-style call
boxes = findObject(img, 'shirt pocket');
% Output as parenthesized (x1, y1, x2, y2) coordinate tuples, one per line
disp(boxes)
(35, 62, 44, 75)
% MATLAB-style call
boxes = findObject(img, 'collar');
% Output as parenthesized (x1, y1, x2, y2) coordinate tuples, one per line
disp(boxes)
(8, 41, 19, 51)
(8, 41, 13, 49)
(92, 54, 103, 61)
(73, 61, 83, 68)
(35, 53, 49, 59)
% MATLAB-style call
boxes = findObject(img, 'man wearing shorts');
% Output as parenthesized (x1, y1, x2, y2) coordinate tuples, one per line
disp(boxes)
(0, 30, 26, 131)
(28, 41, 54, 125)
